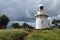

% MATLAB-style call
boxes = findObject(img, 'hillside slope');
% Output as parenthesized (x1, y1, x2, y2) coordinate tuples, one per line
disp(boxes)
(25, 29, 60, 40)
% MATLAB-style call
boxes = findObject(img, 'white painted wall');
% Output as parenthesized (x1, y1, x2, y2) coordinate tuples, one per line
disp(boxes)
(36, 16, 50, 29)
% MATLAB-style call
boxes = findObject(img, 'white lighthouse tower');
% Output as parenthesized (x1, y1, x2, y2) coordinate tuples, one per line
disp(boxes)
(35, 4, 50, 29)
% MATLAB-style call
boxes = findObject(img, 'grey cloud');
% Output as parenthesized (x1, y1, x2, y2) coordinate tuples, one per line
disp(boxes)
(0, 0, 60, 22)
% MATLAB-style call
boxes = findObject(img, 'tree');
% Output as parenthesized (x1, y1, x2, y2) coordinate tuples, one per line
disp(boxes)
(12, 23, 21, 29)
(22, 23, 34, 29)
(0, 14, 9, 29)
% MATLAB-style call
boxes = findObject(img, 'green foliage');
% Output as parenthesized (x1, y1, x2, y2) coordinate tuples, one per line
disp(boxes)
(0, 29, 60, 40)
(22, 23, 34, 29)
(52, 19, 60, 24)
(0, 29, 26, 40)
(25, 29, 60, 40)
(12, 23, 21, 29)
(0, 14, 9, 29)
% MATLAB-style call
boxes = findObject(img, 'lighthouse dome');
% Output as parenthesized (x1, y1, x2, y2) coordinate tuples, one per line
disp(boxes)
(35, 4, 48, 18)
(38, 4, 43, 7)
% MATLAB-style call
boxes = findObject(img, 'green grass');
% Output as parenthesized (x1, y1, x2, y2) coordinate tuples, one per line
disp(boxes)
(0, 29, 26, 40)
(25, 28, 60, 40)
(0, 28, 60, 40)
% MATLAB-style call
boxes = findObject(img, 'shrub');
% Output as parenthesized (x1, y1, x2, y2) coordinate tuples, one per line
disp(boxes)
(12, 23, 21, 29)
(22, 23, 34, 29)
(0, 29, 26, 40)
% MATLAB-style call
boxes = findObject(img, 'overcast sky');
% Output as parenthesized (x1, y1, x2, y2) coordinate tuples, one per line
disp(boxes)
(0, 0, 60, 26)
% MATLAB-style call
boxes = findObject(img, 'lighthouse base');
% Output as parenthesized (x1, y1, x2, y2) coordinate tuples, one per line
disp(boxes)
(35, 26, 50, 29)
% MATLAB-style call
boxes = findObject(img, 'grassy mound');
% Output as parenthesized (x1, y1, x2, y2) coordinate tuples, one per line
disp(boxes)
(25, 29, 60, 40)
(0, 29, 26, 40)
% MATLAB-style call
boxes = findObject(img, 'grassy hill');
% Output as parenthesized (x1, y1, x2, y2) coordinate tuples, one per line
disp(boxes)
(0, 29, 27, 40)
(0, 28, 60, 40)
(25, 28, 60, 40)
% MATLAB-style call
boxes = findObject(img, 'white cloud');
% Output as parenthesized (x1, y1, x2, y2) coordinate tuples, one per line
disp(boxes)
(58, 15, 60, 17)
(48, 17, 52, 20)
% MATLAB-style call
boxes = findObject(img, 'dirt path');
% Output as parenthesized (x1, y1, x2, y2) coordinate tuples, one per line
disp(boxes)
(23, 30, 35, 40)
(18, 30, 35, 40)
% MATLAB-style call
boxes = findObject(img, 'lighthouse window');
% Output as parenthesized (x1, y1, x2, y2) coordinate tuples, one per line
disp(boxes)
(48, 23, 50, 25)
(40, 6, 43, 10)
(41, 21, 43, 24)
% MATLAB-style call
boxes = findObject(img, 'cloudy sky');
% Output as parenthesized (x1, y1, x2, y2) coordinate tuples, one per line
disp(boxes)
(0, 0, 60, 26)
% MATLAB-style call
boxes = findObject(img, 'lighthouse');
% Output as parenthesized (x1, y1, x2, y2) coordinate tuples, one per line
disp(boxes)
(35, 4, 50, 29)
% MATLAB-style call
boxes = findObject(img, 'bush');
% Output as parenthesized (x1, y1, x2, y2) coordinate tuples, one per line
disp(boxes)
(22, 23, 34, 29)
(12, 23, 21, 29)
(0, 29, 26, 40)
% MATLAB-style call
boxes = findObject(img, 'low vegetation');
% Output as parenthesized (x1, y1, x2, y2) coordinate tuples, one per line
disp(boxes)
(0, 28, 60, 40)
(25, 28, 60, 40)
(12, 23, 21, 29)
(0, 29, 27, 40)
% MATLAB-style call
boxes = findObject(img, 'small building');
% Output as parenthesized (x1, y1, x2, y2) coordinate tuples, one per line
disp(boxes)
(35, 4, 50, 29)
(52, 19, 60, 28)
